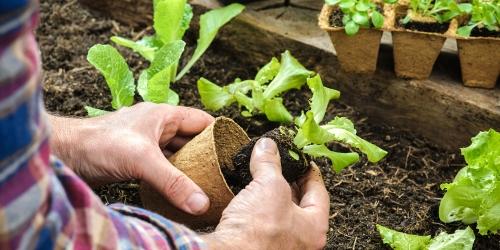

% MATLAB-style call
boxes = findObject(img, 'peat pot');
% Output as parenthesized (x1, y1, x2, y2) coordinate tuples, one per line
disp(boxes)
(140, 117, 250, 228)
(319, 4, 383, 74)
(456, 35, 500, 89)
(390, 5, 448, 79)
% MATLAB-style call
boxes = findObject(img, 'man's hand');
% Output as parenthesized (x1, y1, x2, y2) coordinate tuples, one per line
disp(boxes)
(49, 103, 214, 215)
(202, 138, 330, 250)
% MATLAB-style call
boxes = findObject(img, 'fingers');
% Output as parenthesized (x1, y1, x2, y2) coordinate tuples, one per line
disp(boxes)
(164, 136, 191, 152)
(142, 148, 210, 215)
(298, 162, 330, 219)
(168, 106, 215, 137)
(249, 138, 282, 180)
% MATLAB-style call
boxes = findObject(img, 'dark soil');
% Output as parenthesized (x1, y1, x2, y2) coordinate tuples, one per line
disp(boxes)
(471, 27, 500, 38)
(226, 127, 309, 194)
(398, 18, 450, 33)
(38, 0, 500, 249)
(330, 7, 383, 29)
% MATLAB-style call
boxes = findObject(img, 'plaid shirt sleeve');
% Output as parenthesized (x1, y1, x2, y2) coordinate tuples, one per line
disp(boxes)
(0, 1, 207, 249)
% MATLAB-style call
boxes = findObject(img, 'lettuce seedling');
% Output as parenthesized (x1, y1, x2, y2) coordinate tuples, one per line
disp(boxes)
(402, 0, 472, 24)
(439, 129, 500, 235)
(456, 0, 499, 37)
(377, 225, 475, 250)
(325, 0, 396, 35)
(85, 0, 244, 115)
(198, 51, 313, 123)
(198, 51, 387, 172)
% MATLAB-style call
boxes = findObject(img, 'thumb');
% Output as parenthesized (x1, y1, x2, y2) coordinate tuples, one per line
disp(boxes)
(250, 138, 282, 180)
(142, 148, 210, 215)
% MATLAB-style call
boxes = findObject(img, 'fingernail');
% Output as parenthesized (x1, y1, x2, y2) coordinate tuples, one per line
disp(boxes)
(257, 138, 277, 154)
(186, 192, 209, 214)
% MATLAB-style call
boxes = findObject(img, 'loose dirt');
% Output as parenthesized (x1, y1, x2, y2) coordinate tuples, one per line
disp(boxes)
(39, 0, 500, 249)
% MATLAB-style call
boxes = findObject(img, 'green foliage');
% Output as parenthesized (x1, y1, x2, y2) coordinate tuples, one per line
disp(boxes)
(325, 0, 395, 35)
(403, 0, 472, 24)
(439, 129, 500, 235)
(86, 1, 244, 115)
(197, 51, 312, 124)
(377, 225, 475, 250)
(86, 44, 135, 111)
(456, 0, 499, 37)
(198, 51, 386, 172)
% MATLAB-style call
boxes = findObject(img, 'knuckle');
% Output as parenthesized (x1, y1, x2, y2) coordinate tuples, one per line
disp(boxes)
(164, 173, 189, 198)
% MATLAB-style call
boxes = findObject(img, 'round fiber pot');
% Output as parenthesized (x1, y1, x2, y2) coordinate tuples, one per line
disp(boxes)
(457, 38, 500, 89)
(319, 4, 383, 74)
(140, 117, 250, 228)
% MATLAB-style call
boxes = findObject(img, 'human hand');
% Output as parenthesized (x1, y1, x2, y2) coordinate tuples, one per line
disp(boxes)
(202, 138, 330, 250)
(48, 102, 214, 215)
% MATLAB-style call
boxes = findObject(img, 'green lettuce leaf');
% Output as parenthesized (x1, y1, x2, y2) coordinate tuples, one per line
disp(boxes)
(139, 40, 185, 103)
(87, 44, 135, 109)
(255, 57, 281, 85)
(307, 74, 340, 124)
(263, 51, 313, 99)
(154, 0, 187, 44)
(303, 144, 359, 172)
(376, 224, 431, 250)
(439, 129, 500, 235)
(197, 77, 235, 111)
(295, 111, 387, 163)
(262, 97, 293, 123)
(177, 3, 244, 80)
(427, 227, 475, 250)
(111, 36, 156, 61)
(85, 106, 110, 117)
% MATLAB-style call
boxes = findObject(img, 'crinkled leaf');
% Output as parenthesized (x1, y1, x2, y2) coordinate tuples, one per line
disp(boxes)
(87, 44, 135, 109)
(294, 111, 334, 148)
(439, 129, 500, 235)
(85, 106, 109, 117)
(376, 224, 431, 250)
(262, 98, 293, 123)
(326, 116, 356, 134)
(255, 57, 281, 85)
(197, 77, 235, 111)
(306, 74, 340, 124)
(177, 3, 244, 80)
(263, 51, 313, 99)
(428, 227, 475, 250)
(303, 144, 359, 172)
(111, 36, 156, 61)
(234, 91, 254, 112)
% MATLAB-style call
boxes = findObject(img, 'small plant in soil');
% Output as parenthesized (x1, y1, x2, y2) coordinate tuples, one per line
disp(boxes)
(377, 224, 475, 249)
(400, 0, 472, 32)
(456, 0, 499, 37)
(84, 0, 244, 116)
(439, 129, 500, 235)
(200, 51, 387, 192)
(325, 0, 396, 35)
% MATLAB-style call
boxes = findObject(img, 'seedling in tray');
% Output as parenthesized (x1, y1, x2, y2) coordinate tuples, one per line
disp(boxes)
(456, 0, 499, 37)
(198, 51, 387, 193)
(400, 0, 472, 31)
(325, 0, 396, 35)
(84, 0, 244, 116)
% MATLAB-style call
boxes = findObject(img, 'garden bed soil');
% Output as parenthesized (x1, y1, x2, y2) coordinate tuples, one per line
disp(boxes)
(39, 0, 500, 249)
